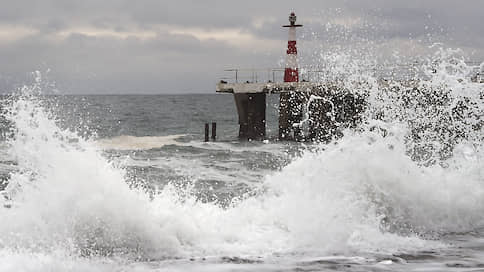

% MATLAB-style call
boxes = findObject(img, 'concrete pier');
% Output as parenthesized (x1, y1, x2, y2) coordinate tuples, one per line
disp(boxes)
(217, 81, 365, 141)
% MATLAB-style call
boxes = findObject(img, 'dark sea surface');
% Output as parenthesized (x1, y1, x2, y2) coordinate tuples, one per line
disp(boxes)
(0, 82, 483, 272)
(43, 94, 291, 196)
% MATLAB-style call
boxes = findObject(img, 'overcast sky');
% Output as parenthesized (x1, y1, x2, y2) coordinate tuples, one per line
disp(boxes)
(0, 0, 483, 94)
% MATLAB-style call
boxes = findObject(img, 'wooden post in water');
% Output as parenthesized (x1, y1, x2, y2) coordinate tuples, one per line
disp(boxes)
(211, 122, 217, 141)
(204, 123, 209, 142)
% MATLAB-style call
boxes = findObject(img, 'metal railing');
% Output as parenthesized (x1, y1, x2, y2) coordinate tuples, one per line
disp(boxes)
(219, 68, 346, 84)
(220, 68, 285, 83)
(219, 61, 484, 84)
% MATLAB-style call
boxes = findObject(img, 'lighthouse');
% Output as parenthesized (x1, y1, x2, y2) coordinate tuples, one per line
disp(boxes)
(279, 12, 304, 140)
(283, 12, 302, 83)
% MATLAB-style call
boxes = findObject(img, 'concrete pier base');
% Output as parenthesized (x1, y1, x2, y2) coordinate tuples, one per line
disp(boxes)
(234, 93, 266, 140)
(278, 92, 290, 140)
(219, 82, 366, 142)
(279, 91, 306, 141)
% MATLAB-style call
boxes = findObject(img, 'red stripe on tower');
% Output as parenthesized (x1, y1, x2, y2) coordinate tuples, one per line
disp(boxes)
(283, 12, 302, 83)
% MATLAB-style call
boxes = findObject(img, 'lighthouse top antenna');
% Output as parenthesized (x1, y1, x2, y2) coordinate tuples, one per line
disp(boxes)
(283, 12, 303, 27)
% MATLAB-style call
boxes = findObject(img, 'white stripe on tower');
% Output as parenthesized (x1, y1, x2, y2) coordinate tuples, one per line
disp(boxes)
(288, 27, 296, 42)
(286, 54, 298, 68)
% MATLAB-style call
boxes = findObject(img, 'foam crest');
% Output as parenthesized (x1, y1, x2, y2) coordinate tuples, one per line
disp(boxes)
(96, 135, 187, 150)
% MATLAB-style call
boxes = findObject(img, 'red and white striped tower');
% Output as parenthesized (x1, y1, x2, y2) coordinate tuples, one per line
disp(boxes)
(283, 12, 302, 82)
(279, 12, 304, 140)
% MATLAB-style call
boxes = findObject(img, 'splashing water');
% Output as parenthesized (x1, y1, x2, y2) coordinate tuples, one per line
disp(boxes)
(0, 93, 182, 259)
(367, 48, 484, 164)
(0, 48, 483, 271)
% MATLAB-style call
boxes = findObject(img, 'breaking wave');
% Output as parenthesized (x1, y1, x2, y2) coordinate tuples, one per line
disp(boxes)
(0, 49, 482, 269)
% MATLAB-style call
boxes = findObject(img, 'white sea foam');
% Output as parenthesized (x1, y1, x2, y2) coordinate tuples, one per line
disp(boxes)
(96, 135, 187, 150)
(0, 48, 483, 271)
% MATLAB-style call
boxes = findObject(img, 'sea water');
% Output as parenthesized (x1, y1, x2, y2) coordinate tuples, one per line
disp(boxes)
(0, 48, 483, 271)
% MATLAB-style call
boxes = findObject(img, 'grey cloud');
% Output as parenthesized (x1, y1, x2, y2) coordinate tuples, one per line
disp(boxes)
(0, 0, 483, 94)
(0, 28, 272, 93)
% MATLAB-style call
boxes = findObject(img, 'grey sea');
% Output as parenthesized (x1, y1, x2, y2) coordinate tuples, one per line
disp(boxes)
(0, 89, 483, 272)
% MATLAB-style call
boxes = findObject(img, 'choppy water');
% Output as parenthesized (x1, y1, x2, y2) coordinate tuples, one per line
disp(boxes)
(0, 48, 483, 272)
